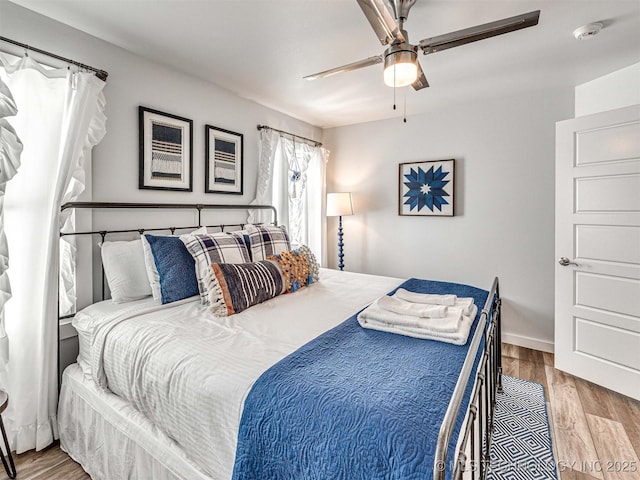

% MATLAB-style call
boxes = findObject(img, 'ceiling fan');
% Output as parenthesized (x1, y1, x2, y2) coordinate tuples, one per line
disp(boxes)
(304, 0, 540, 90)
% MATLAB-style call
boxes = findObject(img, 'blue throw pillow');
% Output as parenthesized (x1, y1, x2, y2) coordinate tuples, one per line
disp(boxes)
(145, 234, 199, 304)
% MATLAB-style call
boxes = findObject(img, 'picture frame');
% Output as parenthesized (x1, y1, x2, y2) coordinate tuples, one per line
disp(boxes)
(399, 159, 455, 216)
(139, 106, 193, 191)
(205, 125, 243, 195)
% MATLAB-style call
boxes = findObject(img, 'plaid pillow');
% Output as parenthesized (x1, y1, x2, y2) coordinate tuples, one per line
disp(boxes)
(180, 232, 251, 304)
(208, 261, 285, 317)
(246, 224, 291, 261)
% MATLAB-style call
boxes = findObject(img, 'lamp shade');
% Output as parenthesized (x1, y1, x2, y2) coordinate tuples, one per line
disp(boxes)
(326, 192, 353, 217)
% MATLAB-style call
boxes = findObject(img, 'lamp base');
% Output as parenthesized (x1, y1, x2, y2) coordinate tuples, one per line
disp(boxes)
(337, 215, 345, 271)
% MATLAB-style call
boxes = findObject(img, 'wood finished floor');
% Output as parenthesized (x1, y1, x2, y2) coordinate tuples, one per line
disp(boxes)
(12, 344, 640, 480)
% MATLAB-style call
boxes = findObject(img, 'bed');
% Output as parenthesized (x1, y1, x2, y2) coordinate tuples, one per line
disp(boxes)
(57, 202, 502, 480)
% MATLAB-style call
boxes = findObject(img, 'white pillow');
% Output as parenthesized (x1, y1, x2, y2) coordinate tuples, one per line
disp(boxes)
(141, 226, 207, 300)
(101, 239, 152, 303)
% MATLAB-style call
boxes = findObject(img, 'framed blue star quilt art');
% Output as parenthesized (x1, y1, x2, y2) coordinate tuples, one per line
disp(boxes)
(399, 159, 454, 216)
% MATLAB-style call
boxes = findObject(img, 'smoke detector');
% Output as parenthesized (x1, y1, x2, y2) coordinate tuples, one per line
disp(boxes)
(573, 22, 603, 40)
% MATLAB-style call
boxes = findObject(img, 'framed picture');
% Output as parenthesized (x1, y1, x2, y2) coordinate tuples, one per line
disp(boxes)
(205, 125, 243, 194)
(139, 106, 193, 191)
(399, 159, 455, 216)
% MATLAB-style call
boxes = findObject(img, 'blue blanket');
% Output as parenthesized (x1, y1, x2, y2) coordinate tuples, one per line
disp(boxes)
(232, 278, 489, 480)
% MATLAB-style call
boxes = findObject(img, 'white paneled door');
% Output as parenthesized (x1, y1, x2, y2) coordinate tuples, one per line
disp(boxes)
(555, 104, 640, 401)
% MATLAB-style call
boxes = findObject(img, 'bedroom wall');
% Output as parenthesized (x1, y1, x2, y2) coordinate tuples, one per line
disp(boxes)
(575, 62, 640, 117)
(2, 2, 321, 373)
(322, 88, 574, 351)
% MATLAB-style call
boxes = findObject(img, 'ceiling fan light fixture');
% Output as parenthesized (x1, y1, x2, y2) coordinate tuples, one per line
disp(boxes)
(304, 3, 540, 94)
(383, 48, 418, 87)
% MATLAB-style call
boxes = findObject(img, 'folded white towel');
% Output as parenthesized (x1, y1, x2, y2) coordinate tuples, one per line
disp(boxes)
(394, 289, 475, 315)
(377, 295, 447, 318)
(453, 298, 475, 316)
(358, 304, 478, 345)
(395, 289, 457, 306)
(358, 301, 463, 333)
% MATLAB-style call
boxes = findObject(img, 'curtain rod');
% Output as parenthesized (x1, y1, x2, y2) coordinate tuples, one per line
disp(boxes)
(0, 36, 109, 81)
(257, 125, 322, 147)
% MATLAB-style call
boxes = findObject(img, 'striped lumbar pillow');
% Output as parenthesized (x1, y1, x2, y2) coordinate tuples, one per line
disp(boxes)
(207, 261, 285, 317)
(207, 245, 320, 317)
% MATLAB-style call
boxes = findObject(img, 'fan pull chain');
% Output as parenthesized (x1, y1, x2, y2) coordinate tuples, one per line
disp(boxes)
(403, 91, 407, 123)
(392, 67, 397, 110)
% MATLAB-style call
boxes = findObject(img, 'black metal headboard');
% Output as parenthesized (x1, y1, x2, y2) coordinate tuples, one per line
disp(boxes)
(59, 202, 278, 317)
(60, 201, 277, 234)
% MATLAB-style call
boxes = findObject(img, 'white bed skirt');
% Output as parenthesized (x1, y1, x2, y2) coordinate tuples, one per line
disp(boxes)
(58, 364, 214, 480)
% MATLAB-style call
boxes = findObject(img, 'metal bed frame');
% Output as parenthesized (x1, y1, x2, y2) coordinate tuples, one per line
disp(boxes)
(435, 276, 502, 480)
(58, 201, 501, 480)
(59, 202, 277, 308)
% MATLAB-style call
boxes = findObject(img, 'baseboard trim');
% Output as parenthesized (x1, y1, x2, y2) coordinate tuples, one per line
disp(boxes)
(502, 332, 554, 353)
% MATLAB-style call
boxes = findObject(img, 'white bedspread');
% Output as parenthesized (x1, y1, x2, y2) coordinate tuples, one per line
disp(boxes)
(74, 268, 402, 479)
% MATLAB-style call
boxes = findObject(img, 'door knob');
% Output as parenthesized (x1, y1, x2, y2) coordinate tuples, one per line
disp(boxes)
(558, 257, 579, 267)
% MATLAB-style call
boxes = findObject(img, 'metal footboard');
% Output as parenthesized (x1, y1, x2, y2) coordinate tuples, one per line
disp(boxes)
(433, 277, 501, 480)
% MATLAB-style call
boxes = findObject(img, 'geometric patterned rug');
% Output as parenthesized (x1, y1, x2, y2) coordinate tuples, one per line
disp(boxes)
(487, 375, 558, 480)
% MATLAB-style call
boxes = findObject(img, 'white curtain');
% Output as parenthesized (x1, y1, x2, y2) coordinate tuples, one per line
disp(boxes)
(0, 77, 23, 376)
(250, 130, 328, 264)
(0, 54, 107, 453)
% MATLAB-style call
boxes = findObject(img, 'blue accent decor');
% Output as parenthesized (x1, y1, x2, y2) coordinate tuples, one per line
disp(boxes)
(487, 376, 558, 480)
(214, 138, 235, 155)
(145, 235, 198, 304)
(232, 278, 488, 480)
(152, 123, 182, 144)
(404, 165, 450, 212)
(242, 234, 252, 261)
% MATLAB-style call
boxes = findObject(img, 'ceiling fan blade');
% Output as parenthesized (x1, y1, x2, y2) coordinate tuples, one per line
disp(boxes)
(355, 0, 406, 46)
(412, 62, 429, 90)
(418, 10, 540, 54)
(304, 55, 384, 81)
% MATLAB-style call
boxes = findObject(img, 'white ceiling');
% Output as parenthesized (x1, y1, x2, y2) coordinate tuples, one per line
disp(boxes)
(9, 0, 640, 128)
